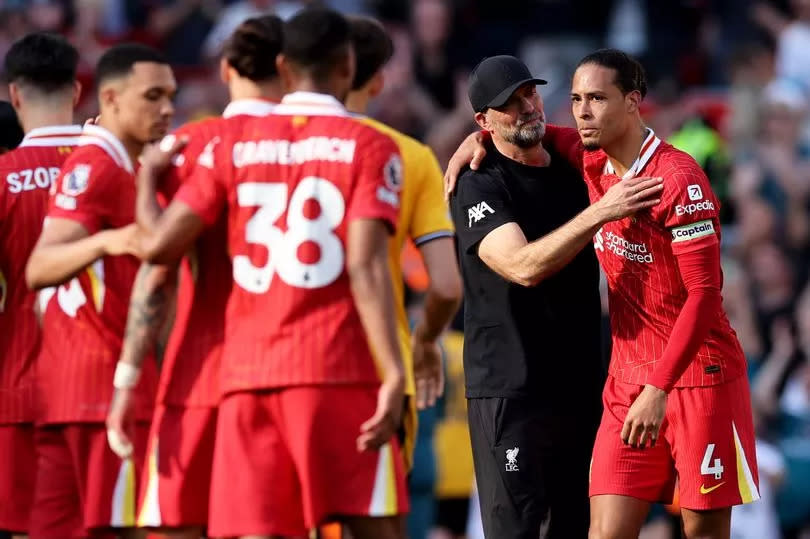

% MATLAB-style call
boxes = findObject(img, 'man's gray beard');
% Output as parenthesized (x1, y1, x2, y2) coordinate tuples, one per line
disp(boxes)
(505, 123, 545, 148)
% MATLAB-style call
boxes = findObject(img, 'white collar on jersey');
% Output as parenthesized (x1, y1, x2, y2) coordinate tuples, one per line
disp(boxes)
(18, 125, 83, 148)
(274, 91, 348, 117)
(223, 98, 277, 118)
(79, 123, 134, 174)
(604, 128, 661, 180)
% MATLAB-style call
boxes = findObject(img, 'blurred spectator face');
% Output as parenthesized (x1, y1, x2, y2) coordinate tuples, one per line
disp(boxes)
(760, 79, 807, 144)
(737, 198, 777, 249)
(105, 62, 177, 144)
(477, 84, 546, 148)
(412, 0, 450, 50)
(26, 0, 65, 32)
(571, 63, 639, 151)
(762, 103, 803, 144)
(382, 26, 415, 91)
(73, 0, 103, 34)
(748, 242, 793, 292)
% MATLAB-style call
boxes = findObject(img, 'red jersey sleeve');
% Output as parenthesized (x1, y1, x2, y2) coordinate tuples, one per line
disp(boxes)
(651, 157, 720, 255)
(157, 122, 214, 205)
(47, 157, 118, 234)
(543, 124, 584, 172)
(647, 242, 723, 392)
(174, 135, 228, 227)
(346, 132, 401, 232)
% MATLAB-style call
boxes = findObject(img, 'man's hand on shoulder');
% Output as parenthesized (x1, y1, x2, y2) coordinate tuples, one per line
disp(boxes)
(591, 176, 663, 223)
(444, 131, 490, 200)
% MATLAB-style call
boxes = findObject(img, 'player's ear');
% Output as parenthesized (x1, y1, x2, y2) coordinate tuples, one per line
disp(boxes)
(72, 80, 82, 108)
(474, 111, 490, 132)
(8, 83, 21, 110)
(626, 90, 641, 114)
(368, 70, 384, 98)
(98, 82, 119, 112)
(276, 54, 294, 94)
(219, 57, 230, 85)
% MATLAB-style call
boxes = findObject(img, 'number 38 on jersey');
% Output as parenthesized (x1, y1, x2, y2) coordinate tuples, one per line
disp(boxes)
(234, 176, 346, 293)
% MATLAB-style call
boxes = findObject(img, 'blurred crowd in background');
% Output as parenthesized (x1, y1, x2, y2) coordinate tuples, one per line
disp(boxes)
(3, 0, 810, 537)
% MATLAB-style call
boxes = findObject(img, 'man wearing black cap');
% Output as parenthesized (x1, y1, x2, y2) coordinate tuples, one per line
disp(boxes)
(449, 55, 663, 538)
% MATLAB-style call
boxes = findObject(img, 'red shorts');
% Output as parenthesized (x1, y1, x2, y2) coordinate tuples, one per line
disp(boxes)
(137, 405, 217, 529)
(29, 423, 149, 539)
(209, 386, 409, 538)
(0, 424, 36, 533)
(589, 375, 760, 510)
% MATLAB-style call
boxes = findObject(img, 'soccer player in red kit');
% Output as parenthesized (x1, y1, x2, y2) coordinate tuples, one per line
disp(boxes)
(24, 44, 176, 539)
(133, 8, 409, 539)
(0, 32, 82, 536)
(445, 49, 758, 538)
(104, 16, 284, 538)
(558, 51, 758, 539)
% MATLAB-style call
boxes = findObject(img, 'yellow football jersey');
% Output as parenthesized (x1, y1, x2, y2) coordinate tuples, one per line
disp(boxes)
(359, 116, 454, 469)
(359, 116, 454, 395)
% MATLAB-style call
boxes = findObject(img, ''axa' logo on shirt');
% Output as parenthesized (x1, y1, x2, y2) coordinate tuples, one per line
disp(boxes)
(467, 201, 494, 227)
(596, 229, 654, 263)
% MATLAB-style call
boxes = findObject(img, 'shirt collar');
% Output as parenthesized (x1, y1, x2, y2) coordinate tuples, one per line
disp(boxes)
(222, 98, 277, 118)
(79, 124, 134, 174)
(604, 128, 661, 180)
(19, 125, 83, 148)
(275, 91, 348, 117)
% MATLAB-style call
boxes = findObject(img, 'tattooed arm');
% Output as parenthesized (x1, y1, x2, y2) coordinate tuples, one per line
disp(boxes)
(106, 262, 177, 458)
(120, 262, 178, 369)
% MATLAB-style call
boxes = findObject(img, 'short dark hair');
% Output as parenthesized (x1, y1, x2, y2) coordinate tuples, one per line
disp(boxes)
(577, 48, 648, 99)
(348, 16, 394, 90)
(3, 32, 78, 92)
(223, 15, 284, 82)
(95, 43, 168, 85)
(0, 101, 24, 151)
(282, 7, 351, 83)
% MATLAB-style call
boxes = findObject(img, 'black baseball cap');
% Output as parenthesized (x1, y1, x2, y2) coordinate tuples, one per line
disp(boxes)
(468, 55, 547, 113)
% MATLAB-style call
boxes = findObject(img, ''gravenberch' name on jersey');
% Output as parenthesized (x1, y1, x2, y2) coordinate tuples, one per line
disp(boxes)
(233, 137, 356, 167)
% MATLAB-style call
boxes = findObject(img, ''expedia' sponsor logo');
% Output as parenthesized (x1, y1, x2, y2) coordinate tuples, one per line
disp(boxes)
(595, 228, 654, 263)
(675, 200, 715, 216)
(671, 219, 715, 243)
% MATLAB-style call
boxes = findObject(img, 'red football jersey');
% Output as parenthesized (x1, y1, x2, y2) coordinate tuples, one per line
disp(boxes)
(0, 126, 82, 423)
(176, 91, 402, 394)
(37, 124, 157, 423)
(568, 128, 746, 388)
(157, 99, 275, 406)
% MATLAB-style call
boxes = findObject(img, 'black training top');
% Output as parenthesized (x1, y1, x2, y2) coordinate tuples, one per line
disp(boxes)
(450, 143, 603, 403)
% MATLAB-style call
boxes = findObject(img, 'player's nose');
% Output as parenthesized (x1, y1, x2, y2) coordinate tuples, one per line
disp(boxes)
(161, 97, 175, 118)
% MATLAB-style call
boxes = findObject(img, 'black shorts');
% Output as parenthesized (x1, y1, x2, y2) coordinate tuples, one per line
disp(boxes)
(468, 397, 598, 539)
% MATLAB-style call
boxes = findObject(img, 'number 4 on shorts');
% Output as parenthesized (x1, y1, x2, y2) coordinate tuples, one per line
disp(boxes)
(700, 443, 724, 479)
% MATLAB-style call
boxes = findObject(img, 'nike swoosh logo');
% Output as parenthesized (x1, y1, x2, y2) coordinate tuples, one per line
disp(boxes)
(700, 482, 725, 495)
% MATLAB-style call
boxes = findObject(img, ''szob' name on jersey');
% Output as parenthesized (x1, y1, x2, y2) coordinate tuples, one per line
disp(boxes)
(675, 200, 715, 216)
(6, 167, 61, 194)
